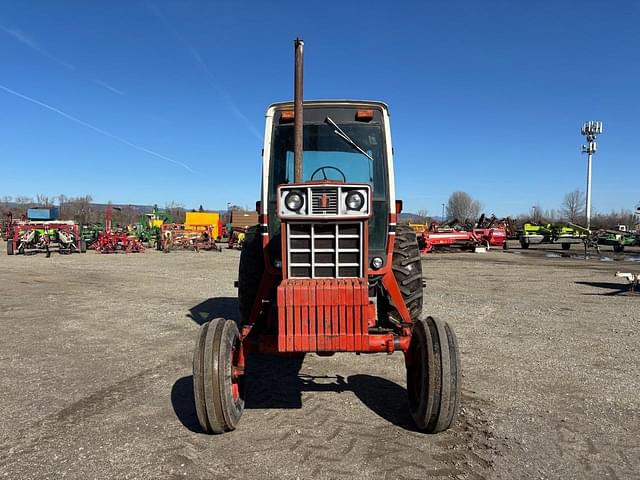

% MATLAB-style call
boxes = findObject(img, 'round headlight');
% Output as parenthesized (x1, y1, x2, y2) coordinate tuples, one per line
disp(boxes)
(345, 191, 364, 211)
(284, 191, 304, 211)
(371, 257, 384, 269)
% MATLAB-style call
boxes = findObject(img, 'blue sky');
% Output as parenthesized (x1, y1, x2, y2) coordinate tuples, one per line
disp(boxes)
(1, 1, 638, 216)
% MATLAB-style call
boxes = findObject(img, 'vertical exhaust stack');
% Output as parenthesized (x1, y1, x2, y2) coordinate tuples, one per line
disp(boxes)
(293, 38, 304, 183)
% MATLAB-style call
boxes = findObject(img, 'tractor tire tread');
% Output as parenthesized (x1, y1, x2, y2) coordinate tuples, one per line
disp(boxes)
(238, 225, 264, 324)
(388, 226, 423, 326)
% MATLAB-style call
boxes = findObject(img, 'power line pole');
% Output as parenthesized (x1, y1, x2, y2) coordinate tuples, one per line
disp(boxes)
(580, 121, 603, 230)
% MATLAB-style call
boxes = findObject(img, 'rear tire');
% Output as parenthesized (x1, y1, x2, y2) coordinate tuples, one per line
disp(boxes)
(6, 240, 13, 256)
(613, 243, 624, 253)
(561, 243, 570, 251)
(238, 226, 264, 325)
(388, 226, 423, 326)
(406, 316, 460, 433)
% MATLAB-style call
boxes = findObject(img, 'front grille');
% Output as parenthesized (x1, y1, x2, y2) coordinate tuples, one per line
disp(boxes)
(287, 223, 363, 278)
(310, 188, 339, 215)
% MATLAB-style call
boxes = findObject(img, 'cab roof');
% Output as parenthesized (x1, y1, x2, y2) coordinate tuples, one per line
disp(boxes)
(267, 100, 389, 113)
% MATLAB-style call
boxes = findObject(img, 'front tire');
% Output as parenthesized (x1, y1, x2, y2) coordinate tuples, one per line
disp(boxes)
(6, 240, 14, 255)
(193, 318, 245, 434)
(406, 316, 460, 433)
(561, 243, 570, 251)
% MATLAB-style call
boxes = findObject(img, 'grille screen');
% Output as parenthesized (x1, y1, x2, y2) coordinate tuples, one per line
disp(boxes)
(310, 188, 339, 215)
(287, 223, 363, 278)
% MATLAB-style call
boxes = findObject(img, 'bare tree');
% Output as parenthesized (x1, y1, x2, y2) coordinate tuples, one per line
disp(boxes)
(446, 191, 481, 222)
(15, 196, 33, 205)
(416, 209, 429, 223)
(36, 194, 52, 206)
(561, 190, 585, 223)
(165, 201, 186, 223)
(1, 195, 13, 204)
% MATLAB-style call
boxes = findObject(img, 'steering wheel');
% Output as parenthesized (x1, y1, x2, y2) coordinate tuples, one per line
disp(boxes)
(310, 166, 347, 182)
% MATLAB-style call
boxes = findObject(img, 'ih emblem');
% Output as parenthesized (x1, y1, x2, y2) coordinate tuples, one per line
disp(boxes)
(321, 193, 328, 209)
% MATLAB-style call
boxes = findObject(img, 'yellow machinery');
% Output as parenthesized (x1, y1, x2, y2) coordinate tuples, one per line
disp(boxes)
(185, 211, 220, 239)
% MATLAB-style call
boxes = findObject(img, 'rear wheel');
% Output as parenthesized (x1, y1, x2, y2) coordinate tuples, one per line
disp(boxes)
(388, 226, 423, 326)
(6, 240, 13, 255)
(238, 226, 264, 324)
(561, 243, 570, 251)
(406, 316, 460, 433)
(613, 243, 624, 253)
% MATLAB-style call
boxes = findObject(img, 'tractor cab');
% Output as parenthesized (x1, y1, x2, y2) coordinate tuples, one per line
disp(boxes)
(264, 101, 392, 280)
(191, 40, 460, 436)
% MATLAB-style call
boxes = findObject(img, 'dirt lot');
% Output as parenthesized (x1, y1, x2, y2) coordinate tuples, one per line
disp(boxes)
(0, 241, 638, 480)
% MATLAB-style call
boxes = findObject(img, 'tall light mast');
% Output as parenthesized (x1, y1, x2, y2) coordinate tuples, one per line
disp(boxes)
(580, 121, 603, 230)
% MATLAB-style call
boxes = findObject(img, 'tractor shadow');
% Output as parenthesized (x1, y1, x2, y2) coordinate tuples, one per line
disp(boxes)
(187, 297, 240, 325)
(575, 281, 635, 296)
(171, 353, 416, 433)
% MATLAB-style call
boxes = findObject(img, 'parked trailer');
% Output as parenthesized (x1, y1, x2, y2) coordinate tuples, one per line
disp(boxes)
(7, 221, 85, 256)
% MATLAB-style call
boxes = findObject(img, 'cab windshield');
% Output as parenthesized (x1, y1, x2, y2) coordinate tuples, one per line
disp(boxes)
(269, 123, 387, 197)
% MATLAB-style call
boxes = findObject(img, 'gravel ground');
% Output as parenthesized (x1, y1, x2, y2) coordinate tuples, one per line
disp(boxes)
(0, 241, 638, 479)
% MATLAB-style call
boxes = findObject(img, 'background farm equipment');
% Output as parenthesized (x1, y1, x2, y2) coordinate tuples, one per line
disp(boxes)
(160, 223, 219, 252)
(419, 227, 483, 253)
(135, 206, 172, 248)
(2, 212, 19, 241)
(81, 223, 104, 249)
(92, 231, 145, 253)
(227, 227, 247, 249)
(596, 229, 637, 253)
(92, 204, 145, 253)
(471, 214, 511, 249)
(7, 221, 85, 256)
(518, 222, 589, 250)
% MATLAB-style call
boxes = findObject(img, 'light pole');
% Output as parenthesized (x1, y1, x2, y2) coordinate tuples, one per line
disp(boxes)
(581, 121, 603, 230)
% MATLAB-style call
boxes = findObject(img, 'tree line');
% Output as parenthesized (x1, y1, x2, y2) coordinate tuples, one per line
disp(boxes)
(0, 195, 187, 226)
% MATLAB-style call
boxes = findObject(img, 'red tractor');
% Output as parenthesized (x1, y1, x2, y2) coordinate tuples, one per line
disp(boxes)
(192, 40, 460, 434)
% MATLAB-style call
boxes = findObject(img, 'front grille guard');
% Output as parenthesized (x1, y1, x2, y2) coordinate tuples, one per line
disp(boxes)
(287, 222, 363, 278)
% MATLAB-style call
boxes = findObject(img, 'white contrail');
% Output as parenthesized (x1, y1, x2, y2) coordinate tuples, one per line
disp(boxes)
(0, 83, 196, 173)
(1, 25, 76, 70)
(149, 3, 262, 141)
(2, 25, 124, 97)
(92, 79, 125, 96)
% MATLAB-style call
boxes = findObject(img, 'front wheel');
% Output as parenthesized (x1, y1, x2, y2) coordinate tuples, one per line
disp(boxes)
(561, 243, 570, 251)
(406, 316, 460, 433)
(613, 244, 624, 253)
(193, 318, 245, 434)
(6, 240, 14, 255)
